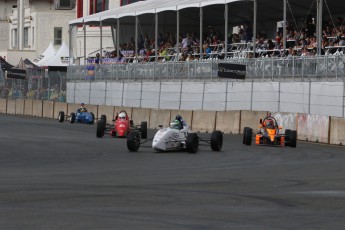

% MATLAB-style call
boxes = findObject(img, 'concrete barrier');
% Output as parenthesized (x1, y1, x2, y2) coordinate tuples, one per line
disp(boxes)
(132, 108, 151, 128)
(169, 110, 193, 129)
(98, 105, 115, 124)
(32, 100, 43, 117)
(87, 104, 98, 119)
(24, 99, 33, 116)
(215, 111, 241, 134)
(240, 110, 269, 134)
(149, 109, 171, 129)
(191, 110, 216, 133)
(7, 99, 16, 115)
(272, 112, 298, 132)
(297, 114, 329, 143)
(67, 103, 80, 115)
(54, 102, 68, 119)
(42, 101, 54, 119)
(0, 98, 7, 113)
(15, 99, 25, 115)
(329, 117, 345, 145)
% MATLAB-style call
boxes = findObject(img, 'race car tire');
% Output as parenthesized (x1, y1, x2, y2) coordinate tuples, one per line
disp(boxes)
(243, 127, 249, 144)
(90, 112, 95, 125)
(244, 127, 252, 145)
(290, 130, 297, 148)
(70, 113, 76, 123)
(285, 129, 291, 146)
(58, 111, 65, 122)
(186, 133, 199, 153)
(127, 131, 141, 152)
(140, 121, 148, 139)
(211, 130, 223, 151)
(100, 114, 107, 124)
(96, 121, 105, 138)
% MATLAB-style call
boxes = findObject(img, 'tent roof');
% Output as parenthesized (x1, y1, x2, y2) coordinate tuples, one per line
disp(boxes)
(70, 0, 345, 28)
(0, 57, 14, 70)
(42, 41, 69, 67)
(34, 42, 56, 66)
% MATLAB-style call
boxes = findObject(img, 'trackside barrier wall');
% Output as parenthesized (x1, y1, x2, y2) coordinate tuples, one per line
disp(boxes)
(0, 98, 6, 113)
(54, 102, 68, 119)
(43, 101, 54, 119)
(132, 108, 151, 128)
(192, 111, 217, 133)
(24, 99, 33, 116)
(149, 109, 171, 129)
(15, 99, 24, 115)
(3, 99, 345, 146)
(32, 100, 43, 117)
(98, 105, 115, 124)
(7, 99, 15, 114)
(215, 111, 241, 134)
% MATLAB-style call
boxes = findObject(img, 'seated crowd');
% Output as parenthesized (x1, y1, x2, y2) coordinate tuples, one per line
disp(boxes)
(88, 17, 345, 64)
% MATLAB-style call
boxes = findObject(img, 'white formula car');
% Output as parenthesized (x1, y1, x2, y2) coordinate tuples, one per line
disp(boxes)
(127, 125, 223, 153)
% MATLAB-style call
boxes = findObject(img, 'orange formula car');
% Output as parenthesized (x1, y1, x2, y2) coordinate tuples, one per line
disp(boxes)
(243, 115, 297, 147)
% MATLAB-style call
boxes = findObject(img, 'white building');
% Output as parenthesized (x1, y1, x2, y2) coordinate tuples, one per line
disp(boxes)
(0, 0, 77, 65)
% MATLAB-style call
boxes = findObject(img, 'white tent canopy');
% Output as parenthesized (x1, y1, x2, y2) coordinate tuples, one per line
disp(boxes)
(33, 42, 56, 66)
(70, 0, 245, 25)
(42, 41, 69, 67)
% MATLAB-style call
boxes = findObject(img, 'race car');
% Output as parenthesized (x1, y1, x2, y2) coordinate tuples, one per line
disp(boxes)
(127, 120, 223, 153)
(243, 115, 297, 147)
(58, 110, 95, 124)
(96, 110, 147, 138)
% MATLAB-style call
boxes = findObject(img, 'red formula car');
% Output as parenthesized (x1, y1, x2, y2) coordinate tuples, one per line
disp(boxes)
(243, 115, 297, 147)
(96, 110, 147, 138)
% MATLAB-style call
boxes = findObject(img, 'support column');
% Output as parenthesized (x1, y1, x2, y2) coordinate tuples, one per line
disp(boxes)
(176, 11, 180, 61)
(253, 0, 257, 56)
(316, 0, 323, 55)
(283, 0, 287, 54)
(83, 22, 86, 65)
(224, 4, 228, 59)
(200, 7, 203, 58)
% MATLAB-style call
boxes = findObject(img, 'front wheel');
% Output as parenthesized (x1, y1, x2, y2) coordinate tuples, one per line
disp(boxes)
(90, 112, 95, 124)
(211, 130, 223, 151)
(58, 111, 65, 122)
(244, 127, 252, 145)
(70, 112, 76, 123)
(127, 131, 141, 152)
(289, 130, 297, 148)
(186, 133, 199, 153)
(140, 121, 148, 139)
(96, 121, 105, 138)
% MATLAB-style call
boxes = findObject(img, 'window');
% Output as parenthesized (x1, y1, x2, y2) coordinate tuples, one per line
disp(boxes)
(13, 29, 18, 48)
(54, 27, 62, 45)
(120, 0, 142, 6)
(89, 0, 108, 14)
(77, 0, 83, 18)
(24, 27, 29, 47)
(55, 0, 75, 10)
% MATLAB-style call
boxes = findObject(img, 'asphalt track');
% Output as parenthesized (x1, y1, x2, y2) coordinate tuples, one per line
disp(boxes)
(1, 114, 345, 230)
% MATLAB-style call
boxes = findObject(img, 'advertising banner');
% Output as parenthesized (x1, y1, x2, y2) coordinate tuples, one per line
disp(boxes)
(218, 63, 246, 79)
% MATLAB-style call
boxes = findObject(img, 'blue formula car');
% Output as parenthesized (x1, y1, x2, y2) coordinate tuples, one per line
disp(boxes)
(58, 110, 95, 124)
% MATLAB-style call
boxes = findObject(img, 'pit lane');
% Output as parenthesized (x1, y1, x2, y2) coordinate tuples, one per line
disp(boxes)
(1, 114, 345, 229)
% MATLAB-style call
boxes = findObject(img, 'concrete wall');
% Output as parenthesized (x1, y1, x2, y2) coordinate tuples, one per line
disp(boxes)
(2, 99, 345, 146)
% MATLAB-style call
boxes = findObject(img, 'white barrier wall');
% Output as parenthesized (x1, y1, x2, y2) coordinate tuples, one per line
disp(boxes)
(67, 81, 345, 118)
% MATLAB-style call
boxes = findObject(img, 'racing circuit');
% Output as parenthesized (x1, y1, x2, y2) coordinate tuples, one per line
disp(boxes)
(1, 114, 345, 229)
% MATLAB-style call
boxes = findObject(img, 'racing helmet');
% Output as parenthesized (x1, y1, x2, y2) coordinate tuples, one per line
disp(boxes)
(175, 115, 183, 122)
(170, 119, 180, 129)
(118, 112, 126, 119)
(265, 118, 274, 126)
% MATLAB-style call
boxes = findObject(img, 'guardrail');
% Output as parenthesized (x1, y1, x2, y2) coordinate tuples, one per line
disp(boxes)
(67, 54, 345, 82)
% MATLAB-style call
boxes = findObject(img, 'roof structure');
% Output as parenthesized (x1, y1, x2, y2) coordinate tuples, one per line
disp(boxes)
(34, 42, 56, 66)
(43, 41, 69, 67)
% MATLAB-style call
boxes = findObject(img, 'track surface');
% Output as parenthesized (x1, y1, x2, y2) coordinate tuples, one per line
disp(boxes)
(1, 114, 345, 230)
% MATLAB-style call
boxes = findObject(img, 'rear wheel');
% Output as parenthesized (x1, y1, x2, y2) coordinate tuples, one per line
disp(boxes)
(58, 111, 64, 122)
(186, 133, 199, 153)
(90, 112, 95, 124)
(127, 131, 141, 152)
(244, 127, 252, 145)
(242, 127, 249, 144)
(96, 121, 105, 138)
(70, 112, 76, 123)
(140, 121, 148, 139)
(211, 130, 223, 151)
(100, 114, 107, 124)
(285, 129, 291, 146)
(290, 130, 297, 148)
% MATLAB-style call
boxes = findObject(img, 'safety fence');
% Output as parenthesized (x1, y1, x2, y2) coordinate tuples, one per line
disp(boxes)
(0, 70, 67, 102)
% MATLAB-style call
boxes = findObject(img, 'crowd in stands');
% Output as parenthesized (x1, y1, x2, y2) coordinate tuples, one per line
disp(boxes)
(87, 16, 345, 65)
